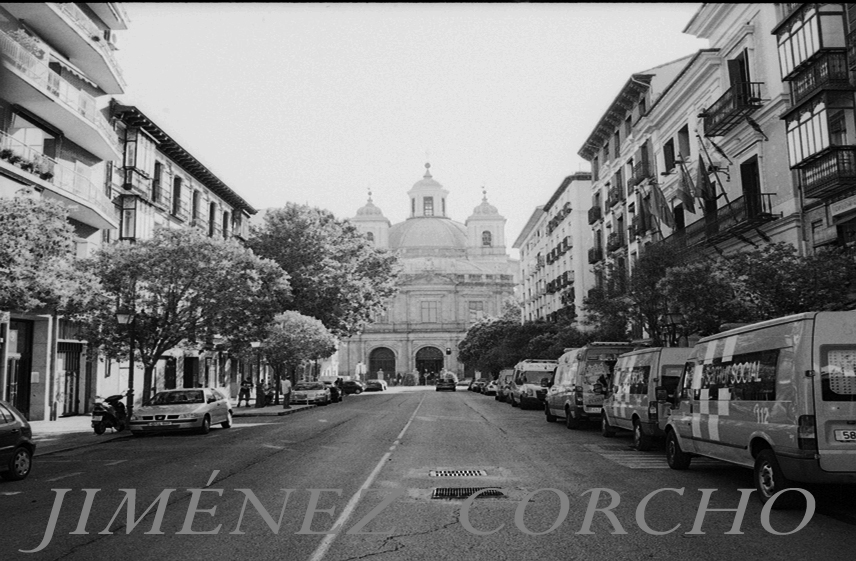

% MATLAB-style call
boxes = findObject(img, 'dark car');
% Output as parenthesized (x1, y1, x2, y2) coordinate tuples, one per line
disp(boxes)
(470, 379, 487, 393)
(0, 400, 35, 481)
(322, 381, 345, 403)
(436, 375, 457, 392)
(341, 380, 365, 395)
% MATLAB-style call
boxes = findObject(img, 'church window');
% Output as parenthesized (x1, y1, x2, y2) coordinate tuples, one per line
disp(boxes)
(468, 301, 485, 323)
(442, 198, 446, 216)
(421, 301, 439, 323)
(366, 231, 375, 243)
(424, 196, 434, 216)
(482, 231, 492, 246)
(412, 198, 415, 215)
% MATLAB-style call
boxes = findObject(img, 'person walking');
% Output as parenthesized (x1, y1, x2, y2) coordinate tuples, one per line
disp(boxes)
(238, 377, 252, 407)
(281, 376, 292, 409)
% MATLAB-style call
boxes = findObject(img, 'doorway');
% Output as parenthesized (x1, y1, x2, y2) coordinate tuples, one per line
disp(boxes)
(415, 346, 444, 379)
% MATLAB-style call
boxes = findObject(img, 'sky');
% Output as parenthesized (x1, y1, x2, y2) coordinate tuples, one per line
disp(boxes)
(115, 3, 709, 255)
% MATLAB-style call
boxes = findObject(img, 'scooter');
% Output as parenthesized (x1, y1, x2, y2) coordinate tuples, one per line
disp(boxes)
(92, 394, 127, 435)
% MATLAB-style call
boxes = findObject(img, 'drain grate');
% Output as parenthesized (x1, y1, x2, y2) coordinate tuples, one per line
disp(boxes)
(429, 469, 488, 477)
(431, 487, 504, 500)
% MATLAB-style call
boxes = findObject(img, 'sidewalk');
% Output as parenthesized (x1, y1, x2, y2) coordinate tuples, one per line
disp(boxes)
(28, 397, 316, 457)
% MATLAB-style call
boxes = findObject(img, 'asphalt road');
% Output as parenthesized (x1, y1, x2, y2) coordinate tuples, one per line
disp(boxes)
(2, 387, 855, 561)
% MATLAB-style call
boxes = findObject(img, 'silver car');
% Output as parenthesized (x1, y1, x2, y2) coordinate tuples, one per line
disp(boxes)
(130, 388, 232, 435)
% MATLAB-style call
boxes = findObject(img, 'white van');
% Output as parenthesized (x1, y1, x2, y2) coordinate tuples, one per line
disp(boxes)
(495, 368, 515, 402)
(509, 359, 557, 409)
(664, 312, 856, 507)
(601, 347, 691, 450)
(545, 342, 636, 429)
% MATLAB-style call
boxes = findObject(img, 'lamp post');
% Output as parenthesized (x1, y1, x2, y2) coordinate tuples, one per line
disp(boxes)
(116, 309, 135, 421)
(663, 311, 686, 347)
(250, 341, 262, 407)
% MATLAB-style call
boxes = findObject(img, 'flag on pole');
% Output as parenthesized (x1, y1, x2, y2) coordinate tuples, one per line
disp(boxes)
(707, 137, 732, 164)
(696, 154, 717, 202)
(677, 159, 697, 214)
(648, 181, 675, 229)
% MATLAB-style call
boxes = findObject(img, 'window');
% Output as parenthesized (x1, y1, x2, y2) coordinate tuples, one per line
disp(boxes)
(192, 191, 201, 220)
(152, 162, 163, 203)
(9, 112, 56, 159)
(222, 211, 230, 238)
(423, 196, 434, 216)
(366, 231, 375, 243)
(420, 301, 439, 323)
(411, 198, 415, 215)
(683, 349, 779, 401)
(821, 346, 856, 402)
(208, 202, 217, 236)
(678, 125, 691, 160)
(625, 115, 632, 137)
(593, 156, 599, 181)
(482, 231, 492, 246)
(777, 6, 829, 80)
(616, 364, 651, 395)
(172, 177, 182, 216)
(614, 130, 621, 158)
(442, 198, 446, 216)
(786, 97, 830, 166)
(468, 301, 485, 323)
(124, 128, 155, 176)
(663, 138, 676, 172)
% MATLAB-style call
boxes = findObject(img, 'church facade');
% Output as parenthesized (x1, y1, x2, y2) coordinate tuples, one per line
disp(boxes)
(340, 164, 517, 381)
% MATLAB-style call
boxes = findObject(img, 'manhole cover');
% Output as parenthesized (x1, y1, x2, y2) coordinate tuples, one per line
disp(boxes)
(429, 469, 488, 477)
(431, 487, 504, 500)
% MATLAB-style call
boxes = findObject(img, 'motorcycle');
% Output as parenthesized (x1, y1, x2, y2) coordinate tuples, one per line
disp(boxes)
(92, 394, 127, 435)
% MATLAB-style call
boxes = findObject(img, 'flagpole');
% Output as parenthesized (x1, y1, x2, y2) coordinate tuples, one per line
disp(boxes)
(696, 133, 739, 225)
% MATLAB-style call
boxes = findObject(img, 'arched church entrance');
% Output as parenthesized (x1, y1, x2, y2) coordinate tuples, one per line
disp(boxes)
(369, 347, 395, 380)
(415, 346, 444, 380)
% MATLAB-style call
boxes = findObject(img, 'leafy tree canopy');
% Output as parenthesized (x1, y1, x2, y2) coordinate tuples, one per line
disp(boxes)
(249, 203, 400, 338)
(258, 311, 338, 382)
(67, 227, 292, 402)
(0, 194, 99, 312)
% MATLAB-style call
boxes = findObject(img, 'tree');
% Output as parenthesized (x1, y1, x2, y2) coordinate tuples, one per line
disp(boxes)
(0, 194, 99, 312)
(68, 227, 292, 403)
(248, 204, 400, 338)
(259, 311, 338, 386)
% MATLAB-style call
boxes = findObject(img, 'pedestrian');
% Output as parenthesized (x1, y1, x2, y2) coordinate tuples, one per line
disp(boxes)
(238, 377, 252, 407)
(281, 376, 292, 409)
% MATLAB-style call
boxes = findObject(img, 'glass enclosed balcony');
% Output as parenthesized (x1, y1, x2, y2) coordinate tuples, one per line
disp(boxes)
(799, 146, 856, 200)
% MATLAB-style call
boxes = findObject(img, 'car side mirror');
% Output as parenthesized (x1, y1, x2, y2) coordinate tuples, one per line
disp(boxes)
(207, 397, 216, 404)
(655, 387, 668, 403)
(541, 379, 551, 388)
(593, 383, 604, 394)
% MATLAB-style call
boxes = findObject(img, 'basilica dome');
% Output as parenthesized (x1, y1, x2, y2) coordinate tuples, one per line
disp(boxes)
(389, 217, 468, 250)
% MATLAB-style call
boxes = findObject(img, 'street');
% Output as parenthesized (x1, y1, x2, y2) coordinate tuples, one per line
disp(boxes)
(2, 387, 856, 561)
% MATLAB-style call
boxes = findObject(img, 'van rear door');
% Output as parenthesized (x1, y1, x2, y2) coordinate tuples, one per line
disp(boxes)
(814, 312, 856, 473)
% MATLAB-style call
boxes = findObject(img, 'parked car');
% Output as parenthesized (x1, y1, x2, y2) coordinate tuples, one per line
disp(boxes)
(0, 400, 35, 481)
(545, 342, 636, 429)
(495, 369, 515, 402)
(341, 380, 366, 395)
(365, 379, 388, 392)
(470, 379, 487, 393)
(457, 378, 473, 388)
(600, 346, 691, 450)
(130, 388, 232, 436)
(292, 382, 331, 405)
(321, 381, 344, 403)
(664, 312, 856, 508)
(436, 373, 457, 392)
(483, 380, 498, 396)
(509, 359, 557, 409)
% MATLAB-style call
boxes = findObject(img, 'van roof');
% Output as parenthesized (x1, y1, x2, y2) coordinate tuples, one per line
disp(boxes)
(697, 312, 818, 343)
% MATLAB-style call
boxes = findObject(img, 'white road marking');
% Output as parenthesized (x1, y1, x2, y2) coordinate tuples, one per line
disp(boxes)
(104, 460, 127, 466)
(262, 444, 284, 449)
(307, 393, 426, 561)
(46, 472, 82, 482)
(582, 445, 728, 470)
(318, 419, 328, 423)
(1, 492, 22, 495)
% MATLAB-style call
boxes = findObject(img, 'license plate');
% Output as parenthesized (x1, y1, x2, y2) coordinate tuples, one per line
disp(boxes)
(91, 416, 102, 422)
(585, 407, 602, 413)
(148, 421, 171, 426)
(834, 429, 856, 442)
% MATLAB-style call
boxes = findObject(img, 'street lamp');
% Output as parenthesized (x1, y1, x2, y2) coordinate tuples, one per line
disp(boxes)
(116, 308, 135, 421)
(663, 311, 686, 347)
(250, 341, 262, 407)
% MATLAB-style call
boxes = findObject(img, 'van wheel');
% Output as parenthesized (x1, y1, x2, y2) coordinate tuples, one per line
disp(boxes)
(665, 430, 691, 470)
(633, 420, 653, 451)
(545, 404, 557, 423)
(565, 409, 581, 430)
(601, 413, 616, 437)
(754, 449, 801, 509)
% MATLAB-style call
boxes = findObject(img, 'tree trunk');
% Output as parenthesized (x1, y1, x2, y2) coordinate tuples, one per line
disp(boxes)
(143, 363, 156, 404)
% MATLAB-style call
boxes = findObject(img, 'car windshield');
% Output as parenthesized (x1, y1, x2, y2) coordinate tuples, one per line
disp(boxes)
(520, 370, 553, 384)
(150, 390, 204, 405)
(295, 383, 324, 390)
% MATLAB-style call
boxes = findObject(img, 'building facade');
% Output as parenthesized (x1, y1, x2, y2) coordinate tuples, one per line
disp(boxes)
(341, 163, 517, 381)
(513, 172, 593, 324)
(0, 3, 128, 420)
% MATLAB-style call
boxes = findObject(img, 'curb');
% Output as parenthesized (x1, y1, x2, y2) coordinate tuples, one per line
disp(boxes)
(232, 404, 317, 417)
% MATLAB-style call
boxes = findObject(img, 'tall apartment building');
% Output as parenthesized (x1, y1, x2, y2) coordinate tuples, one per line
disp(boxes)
(514, 172, 592, 324)
(579, 4, 805, 342)
(0, 3, 128, 420)
(103, 104, 256, 405)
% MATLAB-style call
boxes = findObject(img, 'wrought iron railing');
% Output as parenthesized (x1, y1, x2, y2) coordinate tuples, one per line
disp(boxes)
(790, 51, 850, 106)
(588, 246, 603, 264)
(702, 82, 764, 137)
(800, 146, 856, 200)
(57, 2, 126, 87)
(588, 205, 602, 224)
(630, 160, 654, 187)
(606, 231, 625, 252)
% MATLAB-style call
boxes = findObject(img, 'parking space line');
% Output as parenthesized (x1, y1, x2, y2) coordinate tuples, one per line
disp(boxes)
(46, 472, 82, 482)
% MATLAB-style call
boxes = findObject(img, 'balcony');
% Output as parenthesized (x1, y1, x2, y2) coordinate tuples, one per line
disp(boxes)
(702, 82, 764, 137)
(0, 29, 121, 160)
(799, 146, 856, 200)
(705, 195, 777, 241)
(606, 232, 626, 252)
(790, 51, 851, 106)
(2, 3, 126, 93)
(588, 205, 602, 224)
(607, 186, 625, 208)
(588, 247, 603, 264)
(0, 130, 118, 229)
(850, 29, 856, 71)
(631, 214, 649, 237)
(629, 160, 655, 188)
